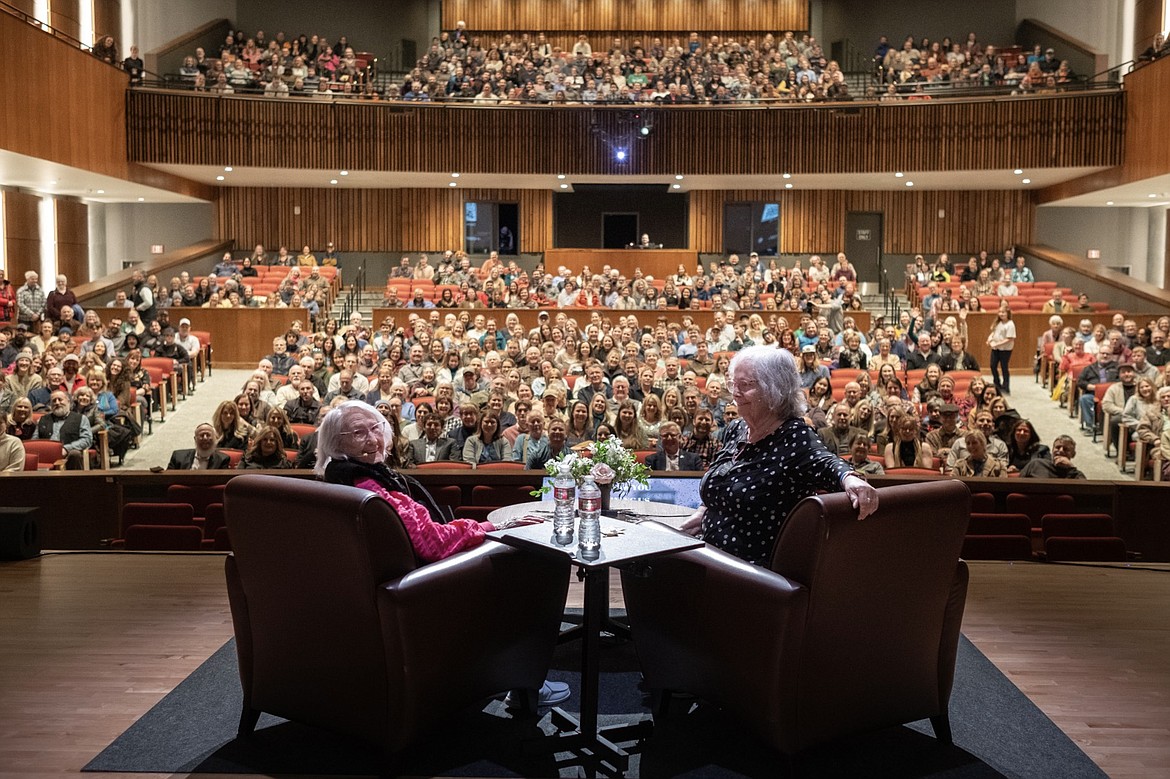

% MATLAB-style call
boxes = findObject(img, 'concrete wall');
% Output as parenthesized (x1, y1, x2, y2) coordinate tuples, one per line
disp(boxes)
(1014, 0, 1132, 69)
(235, 0, 437, 71)
(125, 0, 238, 55)
(1035, 205, 1166, 287)
(94, 202, 216, 276)
(817, 0, 1017, 60)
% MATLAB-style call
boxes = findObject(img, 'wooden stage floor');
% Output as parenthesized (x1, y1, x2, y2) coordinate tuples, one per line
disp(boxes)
(0, 553, 1166, 779)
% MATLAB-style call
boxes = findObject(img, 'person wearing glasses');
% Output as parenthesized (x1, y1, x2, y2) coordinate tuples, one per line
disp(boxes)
(316, 400, 570, 707)
(680, 346, 879, 566)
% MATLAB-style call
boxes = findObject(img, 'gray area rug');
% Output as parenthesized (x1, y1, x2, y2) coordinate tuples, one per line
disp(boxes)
(85, 628, 1105, 779)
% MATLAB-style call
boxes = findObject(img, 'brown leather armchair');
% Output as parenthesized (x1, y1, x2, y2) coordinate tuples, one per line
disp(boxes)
(621, 479, 970, 756)
(223, 474, 571, 761)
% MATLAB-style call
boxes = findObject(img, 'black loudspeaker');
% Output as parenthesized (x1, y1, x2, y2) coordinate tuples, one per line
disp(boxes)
(0, 508, 40, 560)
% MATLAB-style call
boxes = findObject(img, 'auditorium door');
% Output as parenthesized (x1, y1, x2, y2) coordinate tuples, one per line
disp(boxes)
(845, 212, 883, 284)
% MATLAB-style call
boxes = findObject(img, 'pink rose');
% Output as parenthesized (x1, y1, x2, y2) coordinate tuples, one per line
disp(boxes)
(591, 463, 616, 484)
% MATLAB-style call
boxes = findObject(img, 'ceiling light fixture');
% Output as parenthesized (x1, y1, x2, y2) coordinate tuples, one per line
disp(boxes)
(449, 182, 457, 187)
(340, 170, 348, 176)
(216, 175, 225, 181)
(557, 174, 566, 180)
(672, 184, 681, 189)
(137, 197, 145, 202)
(330, 179, 338, 185)
(1106, 201, 1114, 205)
(224, 166, 233, 172)
(560, 184, 569, 189)
(1014, 169, 1023, 175)
(785, 183, 793, 189)
(894, 172, 904, 178)
(675, 174, 684, 180)
(905, 181, 914, 187)
(1021, 178, 1031, 184)
(782, 172, 792, 179)
(96, 189, 104, 194)
(451, 173, 460, 178)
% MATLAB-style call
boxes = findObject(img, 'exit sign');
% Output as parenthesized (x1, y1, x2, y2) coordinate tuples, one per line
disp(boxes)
(1086, 249, 1101, 259)
(150, 244, 165, 255)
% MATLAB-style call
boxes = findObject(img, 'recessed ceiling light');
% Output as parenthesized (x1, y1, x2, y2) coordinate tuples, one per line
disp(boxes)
(1106, 201, 1114, 205)
(1021, 178, 1031, 184)
(557, 174, 566, 180)
(671, 184, 681, 189)
(96, 189, 104, 194)
(1149, 193, 1159, 198)
(224, 166, 232, 172)
(782, 173, 792, 179)
(785, 183, 793, 189)
(894, 172, 904, 178)
(216, 175, 225, 181)
(449, 182, 457, 187)
(137, 197, 145, 202)
(451, 173, 460, 178)
(1014, 169, 1023, 175)
(675, 174, 684, 180)
(905, 181, 914, 187)
(340, 170, 348, 176)
(560, 184, 569, 189)
(330, 179, 338, 185)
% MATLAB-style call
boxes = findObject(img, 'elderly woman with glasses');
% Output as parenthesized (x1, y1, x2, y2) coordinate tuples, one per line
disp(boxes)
(317, 401, 540, 561)
(680, 345, 879, 566)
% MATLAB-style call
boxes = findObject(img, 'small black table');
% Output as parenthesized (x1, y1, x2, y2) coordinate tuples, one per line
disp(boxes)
(488, 506, 701, 777)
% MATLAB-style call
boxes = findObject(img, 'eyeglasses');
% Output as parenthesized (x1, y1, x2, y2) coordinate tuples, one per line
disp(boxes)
(728, 379, 759, 394)
(340, 424, 382, 439)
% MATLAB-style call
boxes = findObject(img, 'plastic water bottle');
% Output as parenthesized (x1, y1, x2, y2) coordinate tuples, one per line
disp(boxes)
(553, 462, 576, 543)
(577, 475, 602, 558)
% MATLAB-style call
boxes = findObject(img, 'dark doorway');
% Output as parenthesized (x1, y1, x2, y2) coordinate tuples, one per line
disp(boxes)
(845, 211, 883, 283)
(602, 213, 639, 249)
(497, 202, 519, 254)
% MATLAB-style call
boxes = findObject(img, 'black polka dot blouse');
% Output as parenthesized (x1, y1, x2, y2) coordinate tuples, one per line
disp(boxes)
(700, 417, 853, 566)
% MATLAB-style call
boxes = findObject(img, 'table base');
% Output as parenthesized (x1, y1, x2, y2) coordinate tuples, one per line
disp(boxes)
(522, 707, 653, 778)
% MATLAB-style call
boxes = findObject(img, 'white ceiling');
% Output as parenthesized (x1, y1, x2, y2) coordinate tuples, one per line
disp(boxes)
(0, 150, 205, 204)
(9, 150, 1162, 208)
(143, 163, 1109, 194)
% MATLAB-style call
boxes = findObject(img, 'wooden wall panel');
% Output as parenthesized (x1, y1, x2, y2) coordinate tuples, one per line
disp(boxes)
(54, 198, 89, 284)
(93, 0, 120, 42)
(1123, 54, 1170, 184)
(440, 0, 808, 32)
(0, 11, 127, 179)
(688, 190, 1035, 255)
(50, 0, 80, 41)
(462, 31, 782, 56)
(216, 188, 554, 253)
(3, 191, 41, 284)
(128, 91, 1125, 178)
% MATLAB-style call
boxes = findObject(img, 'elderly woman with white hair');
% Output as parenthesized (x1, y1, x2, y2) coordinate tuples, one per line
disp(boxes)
(317, 400, 542, 561)
(680, 345, 879, 566)
(316, 400, 569, 707)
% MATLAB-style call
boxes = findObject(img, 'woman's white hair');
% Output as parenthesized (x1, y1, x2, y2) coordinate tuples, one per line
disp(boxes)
(314, 400, 392, 477)
(729, 345, 808, 422)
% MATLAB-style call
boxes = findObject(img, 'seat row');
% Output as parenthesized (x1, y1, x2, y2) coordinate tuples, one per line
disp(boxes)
(961, 491, 1128, 562)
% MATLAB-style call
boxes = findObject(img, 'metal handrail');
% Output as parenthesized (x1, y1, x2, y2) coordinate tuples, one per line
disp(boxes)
(132, 75, 1124, 105)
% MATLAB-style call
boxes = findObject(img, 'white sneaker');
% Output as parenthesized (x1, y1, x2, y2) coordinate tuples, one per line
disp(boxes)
(538, 680, 570, 706)
(504, 679, 571, 709)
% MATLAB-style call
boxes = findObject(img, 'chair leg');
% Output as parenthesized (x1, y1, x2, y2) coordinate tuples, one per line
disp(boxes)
(651, 689, 673, 720)
(930, 713, 953, 745)
(237, 705, 261, 739)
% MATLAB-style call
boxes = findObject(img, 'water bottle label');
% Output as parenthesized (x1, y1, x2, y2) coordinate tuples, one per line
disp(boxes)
(579, 497, 601, 512)
(554, 486, 573, 501)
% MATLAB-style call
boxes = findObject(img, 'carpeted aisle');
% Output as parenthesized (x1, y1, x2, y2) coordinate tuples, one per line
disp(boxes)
(84, 629, 1105, 779)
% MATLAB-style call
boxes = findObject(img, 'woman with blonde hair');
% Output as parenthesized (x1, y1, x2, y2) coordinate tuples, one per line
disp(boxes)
(612, 399, 649, 449)
(241, 425, 293, 469)
(884, 414, 934, 469)
(213, 399, 252, 450)
(638, 392, 664, 439)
